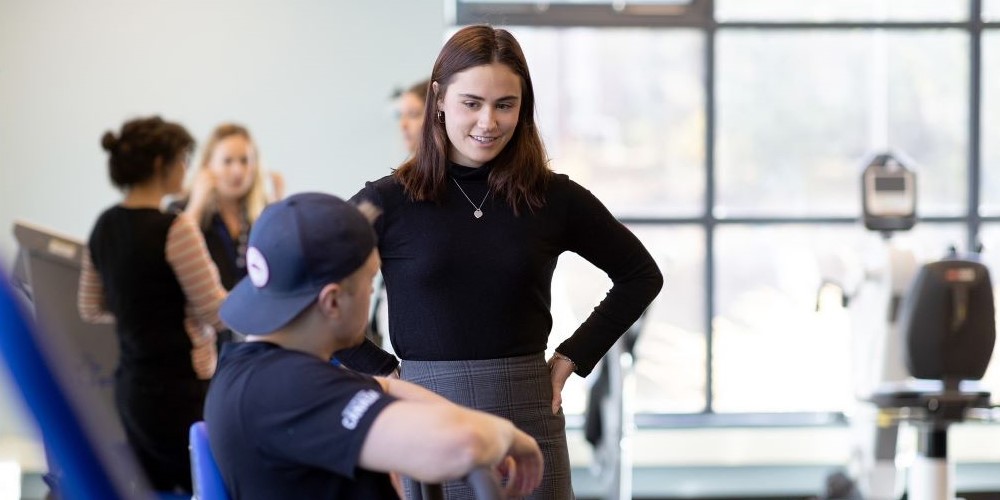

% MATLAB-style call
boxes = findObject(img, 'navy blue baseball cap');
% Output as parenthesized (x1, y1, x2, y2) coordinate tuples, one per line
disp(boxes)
(220, 192, 377, 336)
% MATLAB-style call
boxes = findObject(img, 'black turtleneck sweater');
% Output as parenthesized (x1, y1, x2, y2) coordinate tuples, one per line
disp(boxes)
(341, 163, 663, 377)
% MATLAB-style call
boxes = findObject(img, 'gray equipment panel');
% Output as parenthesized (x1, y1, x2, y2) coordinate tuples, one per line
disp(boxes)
(12, 221, 124, 441)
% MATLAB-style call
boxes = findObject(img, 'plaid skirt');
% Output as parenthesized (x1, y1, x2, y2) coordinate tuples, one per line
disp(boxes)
(401, 353, 574, 500)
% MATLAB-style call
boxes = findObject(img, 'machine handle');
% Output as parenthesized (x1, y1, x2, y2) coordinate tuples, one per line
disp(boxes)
(466, 467, 502, 500)
(417, 466, 502, 500)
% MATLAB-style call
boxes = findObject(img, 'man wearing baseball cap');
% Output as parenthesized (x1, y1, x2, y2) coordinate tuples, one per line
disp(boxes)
(203, 193, 543, 499)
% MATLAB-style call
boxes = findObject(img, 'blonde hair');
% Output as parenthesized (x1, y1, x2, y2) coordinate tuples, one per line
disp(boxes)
(193, 123, 268, 228)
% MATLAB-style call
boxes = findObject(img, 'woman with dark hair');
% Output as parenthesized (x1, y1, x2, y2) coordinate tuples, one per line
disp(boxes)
(78, 116, 227, 494)
(343, 25, 663, 499)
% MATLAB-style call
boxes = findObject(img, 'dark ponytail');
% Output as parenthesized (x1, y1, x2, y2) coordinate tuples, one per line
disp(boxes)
(103, 116, 194, 189)
(100, 131, 118, 152)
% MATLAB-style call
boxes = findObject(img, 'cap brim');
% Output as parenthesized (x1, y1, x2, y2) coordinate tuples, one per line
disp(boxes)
(220, 277, 321, 336)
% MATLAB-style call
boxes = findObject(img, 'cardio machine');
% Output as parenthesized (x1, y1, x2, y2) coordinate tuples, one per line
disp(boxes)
(10, 221, 122, 442)
(823, 153, 996, 500)
(849, 152, 919, 500)
(869, 255, 994, 500)
(821, 152, 919, 499)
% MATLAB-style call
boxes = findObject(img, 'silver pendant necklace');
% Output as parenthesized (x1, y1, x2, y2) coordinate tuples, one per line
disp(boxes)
(451, 178, 489, 219)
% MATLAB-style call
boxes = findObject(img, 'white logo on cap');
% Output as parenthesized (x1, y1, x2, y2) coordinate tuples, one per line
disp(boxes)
(246, 247, 269, 288)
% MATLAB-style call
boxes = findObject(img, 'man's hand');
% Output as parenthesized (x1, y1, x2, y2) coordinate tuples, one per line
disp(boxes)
(501, 428, 543, 497)
(388, 471, 405, 499)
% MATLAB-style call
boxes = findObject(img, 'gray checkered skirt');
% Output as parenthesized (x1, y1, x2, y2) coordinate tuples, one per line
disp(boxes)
(400, 352, 574, 500)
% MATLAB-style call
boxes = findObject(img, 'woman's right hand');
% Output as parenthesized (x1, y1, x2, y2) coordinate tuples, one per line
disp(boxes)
(186, 169, 217, 219)
(547, 354, 575, 415)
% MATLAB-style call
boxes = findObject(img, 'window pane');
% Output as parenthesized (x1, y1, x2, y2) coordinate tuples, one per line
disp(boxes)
(713, 224, 965, 413)
(716, 0, 967, 22)
(985, 0, 1000, 21)
(508, 27, 706, 217)
(981, 32, 1000, 214)
(716, 30, 967, 217)
(549, 252, 600, 416)
(632, 226, 706, 413)
(551, 226, 706, 414)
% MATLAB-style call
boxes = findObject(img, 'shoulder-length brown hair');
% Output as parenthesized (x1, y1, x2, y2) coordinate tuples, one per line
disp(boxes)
(395, 25, 550, 214)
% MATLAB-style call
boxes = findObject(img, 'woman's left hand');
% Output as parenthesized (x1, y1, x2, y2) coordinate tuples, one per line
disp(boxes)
(547, 355, 574, 415)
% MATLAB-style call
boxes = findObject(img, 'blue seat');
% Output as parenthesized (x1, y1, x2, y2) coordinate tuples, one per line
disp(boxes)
(189, 421, 231, 500)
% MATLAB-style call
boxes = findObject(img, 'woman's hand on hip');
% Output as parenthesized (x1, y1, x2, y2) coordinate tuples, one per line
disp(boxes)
(547, 354, 575, 415)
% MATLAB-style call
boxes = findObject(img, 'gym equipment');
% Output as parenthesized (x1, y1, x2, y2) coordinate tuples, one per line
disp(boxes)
(418, 469, 503, 500)
(862, 152, 917, 232)
(822, 152, 997, 500)
(11, 221, 122, 442)
(0, 265, 154, 499)
(870, 256, 995, 500)
(821, 153, 921, 499)
(858, 153, 917, 500)
(9, 221, 196, 499)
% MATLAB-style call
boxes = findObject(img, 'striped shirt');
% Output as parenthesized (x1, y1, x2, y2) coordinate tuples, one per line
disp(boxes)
(79, 207, 226, 379)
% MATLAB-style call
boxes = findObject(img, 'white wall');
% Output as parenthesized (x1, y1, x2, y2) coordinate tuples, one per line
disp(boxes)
(0, 0, 444, 439)
(0, 0, 445, 261)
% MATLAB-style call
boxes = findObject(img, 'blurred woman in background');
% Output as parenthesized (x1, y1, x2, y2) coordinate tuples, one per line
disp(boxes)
(395, 79, 430, 155)
(79, 115, 227, 494)
(176, 123, 284, 291)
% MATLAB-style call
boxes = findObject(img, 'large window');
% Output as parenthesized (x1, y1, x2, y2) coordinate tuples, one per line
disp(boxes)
(715, 0, 967, 22)
(716, 30, 967, 217)
(551, 226, 707, 414)
(457, 0, 999, 418)
(517, 28, 705, 217)
(713, 224, 965, 412)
